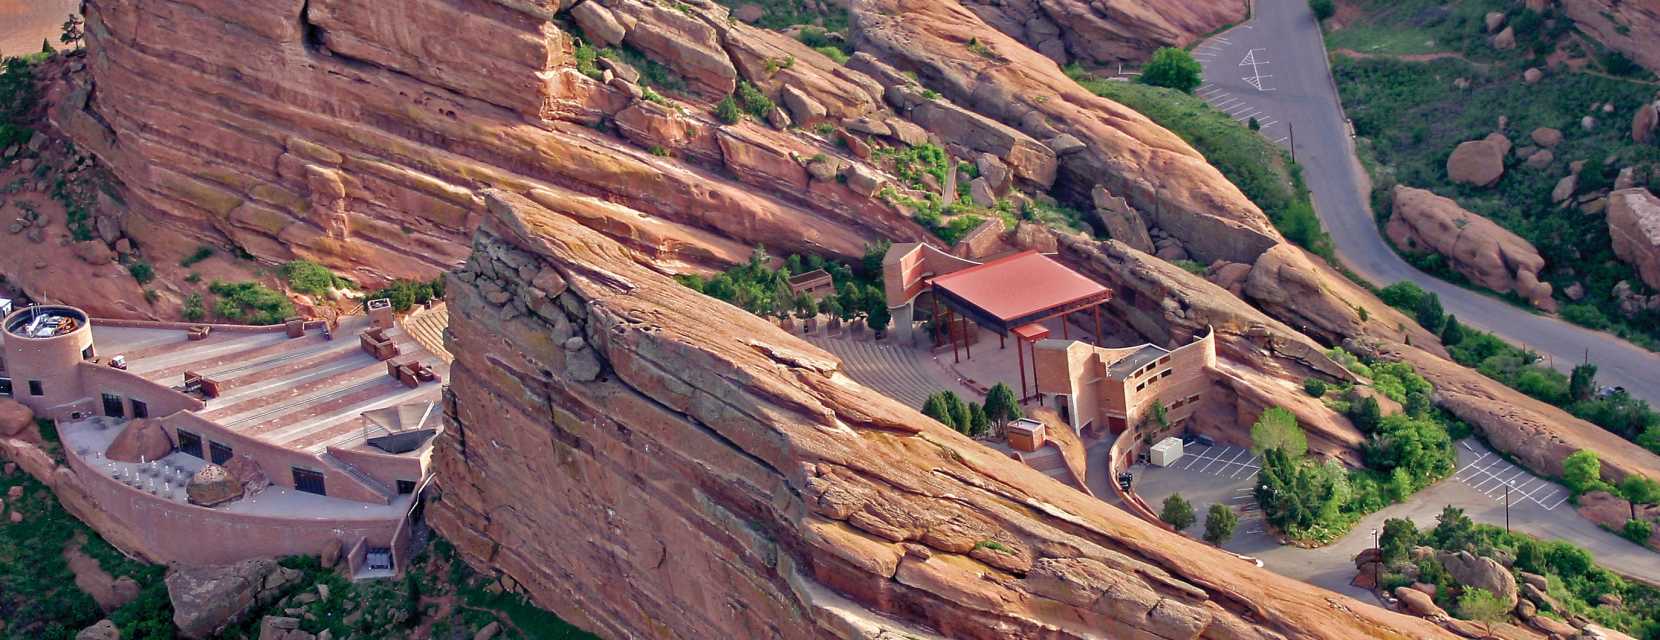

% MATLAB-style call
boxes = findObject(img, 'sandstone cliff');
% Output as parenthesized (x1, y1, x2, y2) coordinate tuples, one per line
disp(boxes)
(1387, 186, 1555, 311)
(427, 190, 1452, 640)
(1561, 0, 1660, 74)
(958, 0, 1247, 67)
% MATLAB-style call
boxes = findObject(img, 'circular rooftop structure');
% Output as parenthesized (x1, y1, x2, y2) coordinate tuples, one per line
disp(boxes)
(5, 305, 90, 340)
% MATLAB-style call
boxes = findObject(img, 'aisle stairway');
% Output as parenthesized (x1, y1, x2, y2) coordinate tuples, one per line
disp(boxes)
(401, 303, 452, 364)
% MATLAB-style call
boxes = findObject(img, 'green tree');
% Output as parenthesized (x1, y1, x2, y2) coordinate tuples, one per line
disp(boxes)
(1349, 394, 1382, 433)
(1430, 505, 1476, 551)
(1570, 363, 1599, 403)
(1623, 518, 1654, 544)
(862, 240, 891, 276)
(821, 297, 843, 325)
(1440, 314, 1465, 346)
(866, 302, 891, 335)
(60, 14, 84, 48)
(946, 392, 971, 433)
(1378, 517, 1418, 565)
(1140, 48, 1203, 93)
(1160, 493, 1196, 530)
(984, 383, 1022, 429)
(922, 393, 957, 429)
(1618, 476, 1660, 520)
(1414, 291, 1445, 334)
(793, 293, 817, 320)
(968, 402, 990, 437)
(1562, 449, 1607, 496)
(1303, 378, 1327, 398)
(1455, 588, 1510, 623)
(1250, 407, 1307, 458)
(1309, 0, 1335, 21)
(1203, 504, 1238, 544)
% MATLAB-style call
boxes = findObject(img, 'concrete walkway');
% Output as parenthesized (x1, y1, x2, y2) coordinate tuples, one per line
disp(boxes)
(1191, 0, 1660, 405)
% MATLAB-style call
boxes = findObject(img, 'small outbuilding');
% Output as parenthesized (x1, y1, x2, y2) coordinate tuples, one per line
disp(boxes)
(1006, 418, 1046, 452)
(1149, 437, 1184, 467)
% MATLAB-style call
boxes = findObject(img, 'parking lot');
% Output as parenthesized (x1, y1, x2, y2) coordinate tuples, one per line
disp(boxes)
(1189, 28, 1293, 146)
(1159, 443, 1261, 481)
(1452, 440, 1571, 511)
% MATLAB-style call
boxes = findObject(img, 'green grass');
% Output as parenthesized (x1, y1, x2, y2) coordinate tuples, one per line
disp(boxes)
(1335, 53, 1660, 348)
(1067, 67, 1334, 259)
(1324, 0, 1507, 56)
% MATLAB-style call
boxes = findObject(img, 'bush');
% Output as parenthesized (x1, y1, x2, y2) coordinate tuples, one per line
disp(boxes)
(1160, 493, 1196, 530)
(1456, 588, 1511, 623)
(1203, 504, 1238, 544)
(1303, 378, 1328, 398)
(814, 45, 849, 64)
(369, 277, 447, 312)
(716, 95, 743, 124)
(1622, 518, 1653, 544)
(1140, 48, 1203, 93)
(280, 260, 350, 297)
(736, 81, 774, 119)
(127, 261, 154, 285)
(1309, 0, 1335, 21)
(182, 293, 205, 322)
(1348, 394, 1383, 433)
(1379, 517, 1419, 565)
(180, 245, 214, 267)
(1562, 449, 1612, 496)
(1251, 407, 1307, 458)
(208, 280, 295, 325)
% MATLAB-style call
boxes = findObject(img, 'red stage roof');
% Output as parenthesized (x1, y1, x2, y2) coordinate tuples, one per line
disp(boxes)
(930, 251, 1110, 323)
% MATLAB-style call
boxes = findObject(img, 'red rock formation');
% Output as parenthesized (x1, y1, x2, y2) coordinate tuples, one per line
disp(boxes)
(1561, 0, 1660, 75)
(1388, 186, 1555, 311)
(960, 0, 1247, 67)
(427, 190, 1453, 640)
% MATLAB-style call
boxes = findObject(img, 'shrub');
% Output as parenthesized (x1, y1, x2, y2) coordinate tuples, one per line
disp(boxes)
(208, 280, 295, 325)
(1456, 588, 1510, 623)
(1570, 363, 1599, 403)
(1251, 407, 1307, 458)
(1562, 449, 1612, 496)
(1203, 504, 1238, 544)
(1622, 518, 1653, 544)
(1309, 0, 1335, 21)
(716, 95, 743, 124)
(1561, 304, 1609, 330)
(1348, 394, 1383, 433)
(1379, 517, 1419, 565)
(180, 245, 214, 267)
(1414, 291, 1445, 334)
(181, 293, 205, 322)
(1378, 281, 1428, 310)
(1160, 493, 1196, 530)
(736, 81, 774, 119)
(1440, 314, 1464, 346)
(1140, 47, 1203, 93)
(813, 46, 848, 64)
(369, 277, 447, 312)
(127, 261, 154, 285)
(279, 260, 350, 297)
(1303, 378, 1328, 398)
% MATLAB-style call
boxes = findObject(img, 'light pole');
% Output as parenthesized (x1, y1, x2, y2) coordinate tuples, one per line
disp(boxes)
(1370, 528, 1380, 592)
(1505, 481, 1513, 532)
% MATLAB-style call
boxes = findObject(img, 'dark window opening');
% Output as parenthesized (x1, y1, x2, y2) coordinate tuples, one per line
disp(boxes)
(82, 345, 94, 360)
(27, 380, 42, 396)
(209, 441, 233, 465)
(102, 393, 124, 418)
(0, 378, 12, 397)
(131, 399, 148, 419)
(396, 479, 417, 495)
(293, 467, 327, 496)
(178, 430, 203, 458)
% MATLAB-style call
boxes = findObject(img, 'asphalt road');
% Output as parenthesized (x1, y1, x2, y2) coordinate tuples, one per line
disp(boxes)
(1192, 0, 1660, 405)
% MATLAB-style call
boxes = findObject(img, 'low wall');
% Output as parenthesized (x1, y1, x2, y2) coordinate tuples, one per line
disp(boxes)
(1106, 417, 1176, 532)
(89, 317, 290, 334)
(62, 438, 402, 566)
(163, 411, 390, 504)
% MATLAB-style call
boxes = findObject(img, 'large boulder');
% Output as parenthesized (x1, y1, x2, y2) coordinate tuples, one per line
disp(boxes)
(167, 559, 302, 639)
(1436, 550, 1519, 608)
(185, 465, 243, 507)
(1388, 186, 1554, 309)
(104, 418, 173, 463)
(1091, 185, 1154, 253)
(0, 399, 35, 439)
(1447, 138, 1507, 187)
(1395, 586, 1447, 618)
(76, 620, 120, 640)
(1636, 101, 1658, 145)
(1608, 188, 1660, 290)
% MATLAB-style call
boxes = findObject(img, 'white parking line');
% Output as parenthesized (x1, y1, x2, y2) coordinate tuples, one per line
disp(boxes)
(1235, 110, 1262, 121)
(1212, 97, 1241, 108)
(1197, 451, 1226, 474)
(1273, 135, 1289, 143)
(1230, 455, 1260, 478)
(1226, 103, 1255, 115)
(1258, 119, 1278, 127)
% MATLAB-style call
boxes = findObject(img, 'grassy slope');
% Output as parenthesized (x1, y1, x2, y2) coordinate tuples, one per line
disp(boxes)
(1329, 2, 1660, 349)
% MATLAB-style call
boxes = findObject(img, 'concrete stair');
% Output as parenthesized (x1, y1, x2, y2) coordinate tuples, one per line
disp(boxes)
(400, 303, 451, 364)
(807, 336, 941, 409)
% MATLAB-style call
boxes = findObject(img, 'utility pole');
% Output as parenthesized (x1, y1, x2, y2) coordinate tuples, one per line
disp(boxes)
(1505, 481, 1512, 532)
(1370, 528, 1380, 591)
(1288, 123, 1296, 164)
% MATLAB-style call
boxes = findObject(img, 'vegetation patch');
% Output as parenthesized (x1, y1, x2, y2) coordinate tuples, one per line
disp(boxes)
(677, 244, 892, 332)
(209, 280, 296, 325)
(368, 276, 447, 313)
(713, 0, 848, 31)
(279, 260, 351, 297)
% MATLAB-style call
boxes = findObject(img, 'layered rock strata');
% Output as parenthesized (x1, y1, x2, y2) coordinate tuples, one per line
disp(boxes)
(959, 0, 1247, 67)
(427, 190, 1453, 640)
(1608, 188, 1660, 290)
(1562, 0, 1660, 75)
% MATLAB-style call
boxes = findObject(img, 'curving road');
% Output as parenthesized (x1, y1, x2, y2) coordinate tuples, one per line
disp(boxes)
(1188, 0, 1660, 405)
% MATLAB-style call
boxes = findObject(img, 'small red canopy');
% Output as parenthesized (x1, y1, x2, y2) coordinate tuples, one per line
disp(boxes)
(930, 251, 1111, 332)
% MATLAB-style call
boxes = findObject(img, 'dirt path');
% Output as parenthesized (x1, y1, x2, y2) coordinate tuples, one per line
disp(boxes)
(1330, 48, 1480, 65)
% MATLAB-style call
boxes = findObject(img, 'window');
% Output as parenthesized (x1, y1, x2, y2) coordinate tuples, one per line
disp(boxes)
(0, 378, 11, 397)
(82, 345, 94, 360)
(1159, 356, 1171, 365)
(1135, 382, 1146, 392)
(293, 467, 327, 496)
(1159, 369, 1172, 379)
(396, 479, 417, 495)
(102, 393, 124, 418)
(209, 441, 233, 465)
(27, 380, 42, 396)
(131, 399, 148, 419)
(178, 430, 203, 458)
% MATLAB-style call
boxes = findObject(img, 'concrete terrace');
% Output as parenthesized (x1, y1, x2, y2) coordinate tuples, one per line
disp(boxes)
(92, 315, 449, 454)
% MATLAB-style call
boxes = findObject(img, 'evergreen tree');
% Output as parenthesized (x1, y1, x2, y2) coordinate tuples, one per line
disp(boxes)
(984, 383, 1022, 428)
(1349, 395, 1382, 433)
(946, 392, 971, 433)
(41, 39, 53, 55)
(1378, 517, 1419, 565)
(1440, 314, 1465, 346)
(968, 402, 990, 437)
(1203, 504, 1238, 544)
(1309, 0, 1336, 21)
(1570, 362, 1599, 403)
(1160, 493, 1196, 530)
(1414, 291, 1446, 334)
(922, 393, 957, 430)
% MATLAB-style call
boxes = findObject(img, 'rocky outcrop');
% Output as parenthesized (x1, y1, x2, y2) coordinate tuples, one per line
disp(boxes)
(959, 0, 1247, 67)
(426, 190, 1453, 640)
(185, 464, 243, 507)
(0, 400, 36, 439)
(1435, 550, 1518, 609)
(1388, 186, 1555, 310)
(1561, 0, 1660, 75)
(166, 559, 302, 639)
(1637, 101, 1658, 145)
(1446, 138, 1507, 187)
(1608, 188, 1660, 290)
(851, 0, 1284, 265)
(1090, 185, 1154, 253)
(103, 417, 172, 463)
